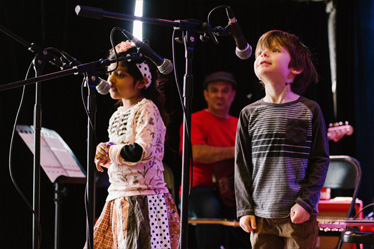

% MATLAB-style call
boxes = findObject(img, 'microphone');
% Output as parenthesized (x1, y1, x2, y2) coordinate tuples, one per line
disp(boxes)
(96, 78, 111, 95)
(93, 56, 142, 95)
(225, 6, 252, 60)
(121, 30, 173, 74)
(60, 54, 112, 95)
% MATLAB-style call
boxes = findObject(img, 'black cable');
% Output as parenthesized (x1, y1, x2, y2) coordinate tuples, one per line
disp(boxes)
(353, 203, 374, 220)
(107, 27, 124, 74)
(8, 59, 43, 248)
(171, 28, 195, 193)
(172, 7, 236, 249)
(207, 5, 227, 26)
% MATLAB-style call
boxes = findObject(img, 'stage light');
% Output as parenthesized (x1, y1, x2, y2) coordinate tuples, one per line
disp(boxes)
(133, 0, 143, 41)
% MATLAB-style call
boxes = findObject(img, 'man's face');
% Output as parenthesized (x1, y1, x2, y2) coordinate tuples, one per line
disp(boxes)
(203, 81, 236, 114)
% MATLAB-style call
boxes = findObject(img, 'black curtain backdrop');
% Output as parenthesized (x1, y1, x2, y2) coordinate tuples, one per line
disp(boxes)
(0, 0, 373, 248)
(352, 0, 374, 211)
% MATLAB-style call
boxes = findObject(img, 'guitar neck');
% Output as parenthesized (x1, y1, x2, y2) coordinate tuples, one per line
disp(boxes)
(188, 218, 240, 227)
(318, 217, 374, 230)
(188, 217, 374, 229)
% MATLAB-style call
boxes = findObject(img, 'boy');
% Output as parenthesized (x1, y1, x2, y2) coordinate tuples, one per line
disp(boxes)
(234, 30, 330, 249)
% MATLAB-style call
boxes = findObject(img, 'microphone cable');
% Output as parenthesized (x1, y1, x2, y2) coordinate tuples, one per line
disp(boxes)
(8, 59, 43, 249)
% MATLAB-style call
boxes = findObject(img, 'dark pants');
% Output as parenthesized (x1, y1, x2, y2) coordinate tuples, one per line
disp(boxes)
(188, 186, 224, 248)
(250, 215, 319, 249)
(187, 186, 251, 249)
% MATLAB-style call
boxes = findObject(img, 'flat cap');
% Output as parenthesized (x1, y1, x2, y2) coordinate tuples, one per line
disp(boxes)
(203, 71, 237, 89)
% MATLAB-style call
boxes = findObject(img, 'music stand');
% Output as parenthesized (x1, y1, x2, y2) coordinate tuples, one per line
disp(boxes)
(16, 125, 86, 249)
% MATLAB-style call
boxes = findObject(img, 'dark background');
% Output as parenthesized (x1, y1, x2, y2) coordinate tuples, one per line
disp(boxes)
(1, 0, 373, 248)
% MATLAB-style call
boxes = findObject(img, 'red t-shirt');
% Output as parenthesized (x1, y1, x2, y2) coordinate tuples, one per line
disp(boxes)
(179, 109, 239, 187)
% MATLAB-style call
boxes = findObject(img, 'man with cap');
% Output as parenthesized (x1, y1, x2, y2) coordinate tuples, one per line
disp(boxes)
(179, 71, 239, 248)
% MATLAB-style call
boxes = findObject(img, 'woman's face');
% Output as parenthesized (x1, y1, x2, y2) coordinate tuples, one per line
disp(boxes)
(107, 64, 142, 100)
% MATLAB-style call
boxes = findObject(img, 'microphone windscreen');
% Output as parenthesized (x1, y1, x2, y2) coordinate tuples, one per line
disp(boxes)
(158, 59, 174, 75)
(96, 80, 111, 95)
(235, 44, 252, 60)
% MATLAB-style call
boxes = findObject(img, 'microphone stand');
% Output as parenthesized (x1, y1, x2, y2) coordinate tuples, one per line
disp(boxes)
(0, 24, 68, 249)
(179, 28, 196, 249)
(83, 69, 98, 249)
(32, 51, 43, 249)
(74, 6, 215, 249)
(0, 25, 115, 249)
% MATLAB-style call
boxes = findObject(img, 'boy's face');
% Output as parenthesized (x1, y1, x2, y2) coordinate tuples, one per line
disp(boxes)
(254, 42, 297, 85)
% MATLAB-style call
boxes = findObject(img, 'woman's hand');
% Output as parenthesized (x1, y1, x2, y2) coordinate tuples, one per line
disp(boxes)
(94, 142, 113, 172)
(290, 203, 310, 224)
(239, 215, 257, 233)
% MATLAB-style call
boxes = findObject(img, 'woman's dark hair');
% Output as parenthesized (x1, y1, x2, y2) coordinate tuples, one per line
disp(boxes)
(108, 46, 170, 126)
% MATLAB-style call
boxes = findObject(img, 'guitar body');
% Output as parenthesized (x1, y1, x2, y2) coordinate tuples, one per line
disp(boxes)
(213, 159, 236, 207)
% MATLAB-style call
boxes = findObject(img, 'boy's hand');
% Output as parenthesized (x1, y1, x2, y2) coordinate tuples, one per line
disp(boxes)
(290, 203, 310, 224)
(239, 215, 257, 233)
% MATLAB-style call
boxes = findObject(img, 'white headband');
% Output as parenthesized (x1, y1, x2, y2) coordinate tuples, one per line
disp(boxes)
(135, 61, 152, 89)
(113, 41, 153, 89)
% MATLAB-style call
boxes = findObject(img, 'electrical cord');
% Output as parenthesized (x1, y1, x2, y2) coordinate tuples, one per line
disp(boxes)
(7, 46, 100, 248)
(353, 203, 374, 220)
(8, 59, 43, 248)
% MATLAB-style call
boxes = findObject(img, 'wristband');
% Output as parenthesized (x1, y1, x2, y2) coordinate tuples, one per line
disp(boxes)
(105, 142, 115, 154)
(106, 142, 115, 146)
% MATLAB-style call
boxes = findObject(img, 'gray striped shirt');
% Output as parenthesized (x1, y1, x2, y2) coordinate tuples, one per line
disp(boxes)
(235, 96, 329, 219)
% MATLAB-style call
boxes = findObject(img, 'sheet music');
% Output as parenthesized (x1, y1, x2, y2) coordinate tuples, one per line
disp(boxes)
(16, 125, 86, 183)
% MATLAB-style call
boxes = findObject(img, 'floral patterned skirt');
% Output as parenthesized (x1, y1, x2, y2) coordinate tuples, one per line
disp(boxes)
(85, 193, 180, 249)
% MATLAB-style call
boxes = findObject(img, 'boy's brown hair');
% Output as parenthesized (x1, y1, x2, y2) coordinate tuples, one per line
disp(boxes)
(255, 30, 318, 94)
